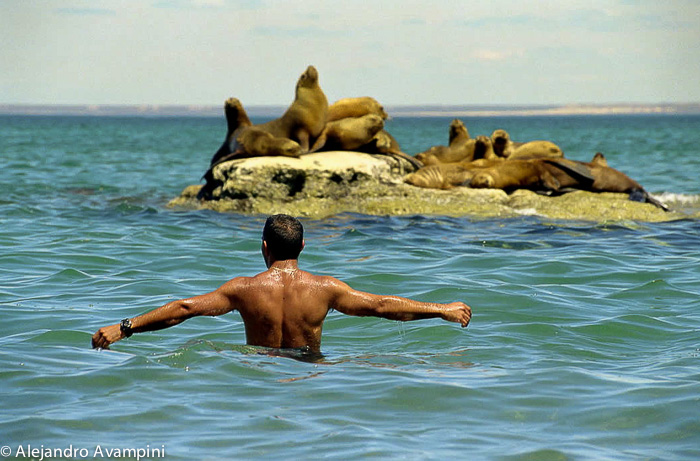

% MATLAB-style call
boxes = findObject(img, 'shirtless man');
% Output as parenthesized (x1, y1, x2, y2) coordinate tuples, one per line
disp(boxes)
(91, 214, 472, 352)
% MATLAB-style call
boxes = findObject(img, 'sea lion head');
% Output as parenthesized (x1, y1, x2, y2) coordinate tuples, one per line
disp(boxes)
(363, 114, 385, 135)
(449, 119, 469, 140)
(276, 138, 303, 157)
(473, 135, 494, 160)
(415, 146, 444, 166)
(297, 65, 319, 89)
(591, 152, 609, 167)
(491, 129, 511, 157)
(470, 172, 495, 189)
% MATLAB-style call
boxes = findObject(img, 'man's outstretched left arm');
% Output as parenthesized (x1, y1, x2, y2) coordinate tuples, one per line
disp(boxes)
(328, 279, 472, 327)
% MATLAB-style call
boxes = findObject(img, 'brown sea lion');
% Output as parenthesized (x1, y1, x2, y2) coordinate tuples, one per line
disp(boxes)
(509, 140, 564, 160)
(473, 135, 499, 161)
(356, 129, 423, 171)
(405, 162, 475, 189)
(314, 114, 385, 152)
(209, 97, 254, 166)
(197, 127, 303, 201)
(415, 119, 476, 165)
(490, 129, 517, 158)
(469, 160, 562, 193)
(327, 97, 388, 122)
(257, 65, 328, 154)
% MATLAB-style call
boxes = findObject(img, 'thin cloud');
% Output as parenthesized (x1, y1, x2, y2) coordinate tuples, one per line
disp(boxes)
(54, 7, 116, 15)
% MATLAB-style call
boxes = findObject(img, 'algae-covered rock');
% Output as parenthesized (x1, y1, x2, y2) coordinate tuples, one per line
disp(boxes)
(169, 151, 694, 222)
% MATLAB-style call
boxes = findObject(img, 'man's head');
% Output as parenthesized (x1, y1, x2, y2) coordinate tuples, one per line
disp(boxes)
(262, 214, 304, 263)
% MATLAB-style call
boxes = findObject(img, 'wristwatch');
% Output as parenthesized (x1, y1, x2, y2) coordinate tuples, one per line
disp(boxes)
(120, 318, 134, 337)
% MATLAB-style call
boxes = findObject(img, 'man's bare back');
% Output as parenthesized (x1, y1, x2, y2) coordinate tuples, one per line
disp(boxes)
(91, 215, 471, 352)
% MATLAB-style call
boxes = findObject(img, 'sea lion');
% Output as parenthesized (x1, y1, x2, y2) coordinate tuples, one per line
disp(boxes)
(469, 160, 562, 193)
(327, 97, 388, 122)
(197, 128, 303, 201)
(404, 162, 475, 189)
(490, 129, 517, 158)
(415, 119, 476, 165)
(357, 129, 424, 171)
(209, 97, 254, 166)
(257, 65, 328, 154)
(472, 135, 499, 161)
(542, 153, 669, 210)
(509, 140, 564, 160)
(314, 114, 385, 152)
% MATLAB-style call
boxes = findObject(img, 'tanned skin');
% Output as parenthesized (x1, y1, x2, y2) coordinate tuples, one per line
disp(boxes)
(92, 217, 471, 353)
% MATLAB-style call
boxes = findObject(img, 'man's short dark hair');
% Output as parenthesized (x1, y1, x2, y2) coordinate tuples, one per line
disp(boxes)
(263, 214, 304, 260)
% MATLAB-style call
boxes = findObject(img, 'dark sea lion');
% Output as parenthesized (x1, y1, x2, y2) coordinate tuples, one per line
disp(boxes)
(509, 140, 564, 160)
(257, 65, 329, 154)
(314, 114, 385, 152)
(357, 129, 423, 171)
(415, 119, 476, 165)
(327, 97, 388, 122)
(209, 97, 254, 166)
(543, 153, 669, 210)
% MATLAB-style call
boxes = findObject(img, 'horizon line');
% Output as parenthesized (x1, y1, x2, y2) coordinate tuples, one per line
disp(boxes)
(2, 102, 700, 118)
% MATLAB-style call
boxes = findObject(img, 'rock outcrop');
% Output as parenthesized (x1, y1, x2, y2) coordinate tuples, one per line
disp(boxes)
(169, 151, 694, 222)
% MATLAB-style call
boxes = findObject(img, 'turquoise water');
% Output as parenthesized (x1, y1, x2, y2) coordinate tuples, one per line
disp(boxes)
(1, 114, 700, 459)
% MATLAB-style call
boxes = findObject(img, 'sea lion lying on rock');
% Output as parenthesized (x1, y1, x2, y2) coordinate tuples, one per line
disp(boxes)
(467, 153, 668, 210)
(327, 97, 388, 122)
(509, 140, 564, 160)
(209, 97, 253, 166)
(314, 114, 385, 152)
(256, 65, 328, 154)
(543, 153, 669, 210)
(356, 129, 423, 171)
(415, 119, 476, 165)
(490, 129, 563, 160)
(404, 162, 476, 189)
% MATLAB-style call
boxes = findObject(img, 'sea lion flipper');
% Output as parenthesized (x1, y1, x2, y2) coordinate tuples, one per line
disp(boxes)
(544, 159, 595, 183)
(308, 128, 328, 153)
(633, 190, 670, 212)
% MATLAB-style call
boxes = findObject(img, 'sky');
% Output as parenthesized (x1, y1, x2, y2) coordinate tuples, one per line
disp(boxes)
(1, 0, 699, 107)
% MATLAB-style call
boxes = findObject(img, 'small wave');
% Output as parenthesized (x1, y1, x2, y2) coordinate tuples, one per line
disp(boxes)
(652, 192, 700, 205)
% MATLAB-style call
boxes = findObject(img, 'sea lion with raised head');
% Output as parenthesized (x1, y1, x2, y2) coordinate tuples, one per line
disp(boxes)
(257, 65, 328, 154)
(327, 97, 388, 122)
(490, 129, 517, 158)
(415, 119, 476, 165)
(209, 97, 254, 166)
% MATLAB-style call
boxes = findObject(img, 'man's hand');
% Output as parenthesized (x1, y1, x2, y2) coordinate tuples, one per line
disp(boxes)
(441, 302, 472, 327)
(91, 324, 125, 349)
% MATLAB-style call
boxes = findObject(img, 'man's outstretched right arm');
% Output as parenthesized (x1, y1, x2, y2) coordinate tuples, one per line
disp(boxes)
(328, 278, 471, 327)
(91, 279, 242, 349)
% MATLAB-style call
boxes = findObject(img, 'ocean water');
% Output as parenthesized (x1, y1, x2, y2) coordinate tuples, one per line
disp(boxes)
(1, 113, 699, 460)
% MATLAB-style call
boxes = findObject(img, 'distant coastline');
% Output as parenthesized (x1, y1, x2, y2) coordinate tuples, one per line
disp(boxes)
(1, 103, 699, 118)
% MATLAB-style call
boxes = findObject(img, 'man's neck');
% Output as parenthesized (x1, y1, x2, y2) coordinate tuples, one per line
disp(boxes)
(268, 260, 300, 272)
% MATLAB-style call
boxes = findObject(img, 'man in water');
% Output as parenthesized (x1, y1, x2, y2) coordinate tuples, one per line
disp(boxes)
(92, 214, 471, 352)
